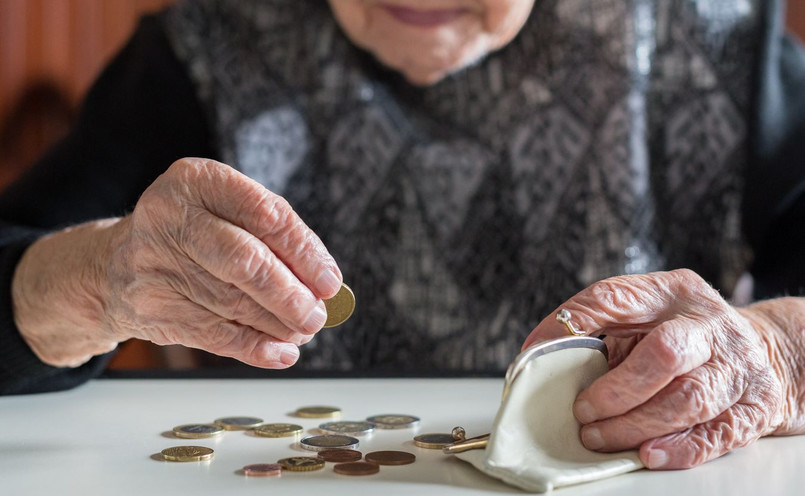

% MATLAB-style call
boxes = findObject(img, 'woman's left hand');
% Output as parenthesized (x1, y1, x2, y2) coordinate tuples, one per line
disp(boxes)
(522, 269, 805, 470)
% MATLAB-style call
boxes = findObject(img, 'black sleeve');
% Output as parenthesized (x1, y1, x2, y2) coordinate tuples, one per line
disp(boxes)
(0, 14, 216, 395)
(746, 0, 805, 299)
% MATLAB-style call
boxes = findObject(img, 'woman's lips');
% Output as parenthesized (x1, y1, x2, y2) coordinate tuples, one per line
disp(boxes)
(380, 4, 470, 27)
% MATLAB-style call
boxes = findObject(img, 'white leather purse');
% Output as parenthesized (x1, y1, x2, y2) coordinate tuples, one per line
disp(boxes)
(451, 337, 643, 492)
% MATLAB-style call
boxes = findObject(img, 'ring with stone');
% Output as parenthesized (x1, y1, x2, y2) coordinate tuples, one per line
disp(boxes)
(556, 309, 585, 336)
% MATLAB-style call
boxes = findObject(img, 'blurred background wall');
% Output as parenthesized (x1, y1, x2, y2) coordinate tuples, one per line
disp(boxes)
(0, 0, 804, 369)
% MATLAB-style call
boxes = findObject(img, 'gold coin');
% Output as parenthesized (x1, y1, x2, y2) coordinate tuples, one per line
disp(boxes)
(413, 433, 456, 449)
(253, 423, 304, 438)
(294, 406, 341, 418)
(214, 416, 263, 430)
(172, 424, 225, 439)
(323, 283, 355, 328)
(161, 446, 214, 462)
(277, 456, 325, 472)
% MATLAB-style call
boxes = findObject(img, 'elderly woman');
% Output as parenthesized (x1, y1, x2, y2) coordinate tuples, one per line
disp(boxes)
(1, 0, 804, 471)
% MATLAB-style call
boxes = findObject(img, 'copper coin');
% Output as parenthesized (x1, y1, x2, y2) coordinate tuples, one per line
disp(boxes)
(243, 463, 282, 477)
(365, 450, 416, 466)
(333, 461, 380, 476)
(317, 449, 363, 463)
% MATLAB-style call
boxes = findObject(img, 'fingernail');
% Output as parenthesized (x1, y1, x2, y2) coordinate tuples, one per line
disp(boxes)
(315, 270, 341, 297)
(280, 345, 299, 366)
(303, 304, 327, 333)
(647, 449, 668, 469)
(574, 400, 597, 423)
(581, 426, 604, 450)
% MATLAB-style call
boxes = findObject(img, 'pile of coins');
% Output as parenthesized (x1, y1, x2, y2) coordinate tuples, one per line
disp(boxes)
(159, 406, 447, 478)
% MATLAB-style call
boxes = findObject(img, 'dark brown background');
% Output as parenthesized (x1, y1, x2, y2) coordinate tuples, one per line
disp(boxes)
(0, 0, 803, 369)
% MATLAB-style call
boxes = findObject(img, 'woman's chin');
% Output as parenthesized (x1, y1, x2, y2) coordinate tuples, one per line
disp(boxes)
(400, 68, 450, 86)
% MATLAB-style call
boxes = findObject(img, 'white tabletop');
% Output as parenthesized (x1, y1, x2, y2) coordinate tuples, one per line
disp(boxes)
(0, 378, 802, 495)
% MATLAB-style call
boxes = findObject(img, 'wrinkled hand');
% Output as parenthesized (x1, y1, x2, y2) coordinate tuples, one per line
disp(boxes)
(99, 158, 342, 367)
(522, 269, 798, 470)
(14, 158, 342, 369)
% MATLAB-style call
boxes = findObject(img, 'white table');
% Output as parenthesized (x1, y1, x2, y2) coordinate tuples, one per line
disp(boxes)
(0, 378, 802, 495)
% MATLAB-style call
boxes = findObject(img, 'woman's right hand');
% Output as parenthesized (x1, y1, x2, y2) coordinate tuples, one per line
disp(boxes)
(12, 158, 342, 368)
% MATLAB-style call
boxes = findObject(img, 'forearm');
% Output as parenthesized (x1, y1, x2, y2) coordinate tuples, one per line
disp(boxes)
(738, 297, 805, 435)
(11, 218, 125, 368)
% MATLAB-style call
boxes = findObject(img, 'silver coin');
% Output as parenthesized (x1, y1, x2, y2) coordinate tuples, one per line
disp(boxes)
(366, 414, 420, 429)
(172, 424, 225, 439)
(214, 416, 264, 430)
(318, 421, 376, 436)
(300, 434, 360, 451)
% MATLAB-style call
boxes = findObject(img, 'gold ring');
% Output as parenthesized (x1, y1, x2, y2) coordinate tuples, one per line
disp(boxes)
(556, 309, 585, 336)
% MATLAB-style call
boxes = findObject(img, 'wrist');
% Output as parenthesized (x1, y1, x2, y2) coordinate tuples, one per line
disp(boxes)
(11, 217, 127, 367)
(737, 298, 805, 435)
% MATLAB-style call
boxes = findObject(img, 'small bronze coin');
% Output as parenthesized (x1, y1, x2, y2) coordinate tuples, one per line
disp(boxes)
(333, 461, 380, 476)
(160, 446, 214, 462)
(243, 463, 282, 477)
(365, 450, 416, 466)
(413, 433, 457, 449)
(317, 449, 363, 463)
(277, 457, 325, 472)
(323, 283, 355, 328)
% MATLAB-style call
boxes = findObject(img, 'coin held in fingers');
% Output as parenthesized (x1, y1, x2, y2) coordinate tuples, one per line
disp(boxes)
(323, 283, 355, 328)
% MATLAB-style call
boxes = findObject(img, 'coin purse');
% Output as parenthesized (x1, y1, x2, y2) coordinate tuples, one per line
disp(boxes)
(453, 337, 643, 492)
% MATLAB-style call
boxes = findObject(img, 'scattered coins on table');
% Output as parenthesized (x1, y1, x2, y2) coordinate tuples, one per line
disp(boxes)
(333, 461, 379, 476)
(301, 434, 360, 451)
(319, 421, 376, 436)
(323, 283, 356, 328)
(253, 423, 304, 438)
(278, 456, 326, 472)
(317, 449, 363, 463)
(366, 414, 420, 429)
(161, 446, 214, 462)
(172, 424, 224, 439)
(155, 406, 441, 480)
(242, 463, 282, 477)
(365, 450, 416, 466)
(413, 433, 457, 449)
(294, 406, 342, 418)
(214, 416, 264, 430)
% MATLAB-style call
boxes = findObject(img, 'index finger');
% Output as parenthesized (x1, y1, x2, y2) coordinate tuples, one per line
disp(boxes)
(521, 269, 718, 350)
(176, 158, 343, 299)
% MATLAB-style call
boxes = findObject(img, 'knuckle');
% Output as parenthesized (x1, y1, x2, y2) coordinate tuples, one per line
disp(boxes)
(587, 276, 643, 317)
(278, 289, 314, 322)
(669, 269, 721, 306)
(204, 321, 242, 354)
(224, 235, 272, 284)
(669, 376, 713, 423)
(644, 327, 687, 372)
(257, 194, 296, 238)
